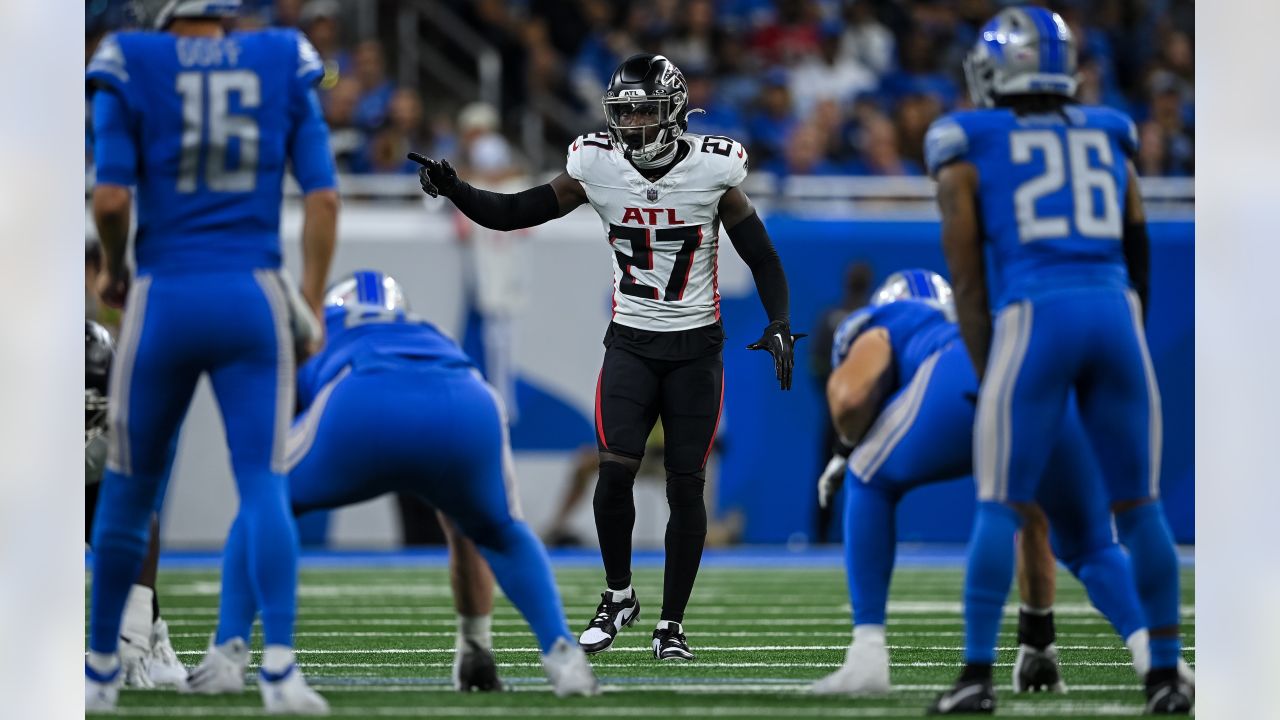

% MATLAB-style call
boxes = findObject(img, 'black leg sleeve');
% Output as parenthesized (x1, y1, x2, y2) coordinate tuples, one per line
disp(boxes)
(593, 460, 639, 591)
(661, 471, 708, 624)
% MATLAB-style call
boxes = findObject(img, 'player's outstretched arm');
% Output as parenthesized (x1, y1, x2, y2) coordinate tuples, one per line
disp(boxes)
(720, 187, 804, 390)
(817, 328, 894, 508)
(936, 162, 992, 379)
(408, 153, 587, 231)
(1120, 161, 1150, 320)
(826, 328, 895, 448)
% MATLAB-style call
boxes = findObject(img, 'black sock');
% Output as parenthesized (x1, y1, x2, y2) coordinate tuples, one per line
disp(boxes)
(1017, 607, 1055, 650)
(1145, 666, 1179, 688)
(593, 460, 637, 591)
(152, 592, 161, 624)
(660, 472, 707, 623)
(960, 662, 993, 683)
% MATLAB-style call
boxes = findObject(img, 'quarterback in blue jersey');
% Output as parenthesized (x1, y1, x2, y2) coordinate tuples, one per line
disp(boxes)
(810, 271, 1191, 698)
(85, 1, 339, 714)
(923, 7, 1189, 715)
(195, 271, 600, 698)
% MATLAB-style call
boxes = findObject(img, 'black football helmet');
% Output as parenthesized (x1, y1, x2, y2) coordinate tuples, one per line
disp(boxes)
(602, 54, 691, 163)
(86, 320, 114, 443)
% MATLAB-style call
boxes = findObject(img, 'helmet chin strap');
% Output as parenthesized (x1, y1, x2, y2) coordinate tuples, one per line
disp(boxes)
(627, 137, 678, 170)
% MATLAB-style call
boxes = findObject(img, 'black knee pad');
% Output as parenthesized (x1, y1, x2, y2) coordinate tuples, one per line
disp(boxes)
(665, 472, 707, 534)
(593, 459, 638, 512)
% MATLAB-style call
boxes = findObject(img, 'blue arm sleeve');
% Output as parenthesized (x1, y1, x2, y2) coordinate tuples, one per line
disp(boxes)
(289, 88, 337, 193)
(92, 90, 138, 186)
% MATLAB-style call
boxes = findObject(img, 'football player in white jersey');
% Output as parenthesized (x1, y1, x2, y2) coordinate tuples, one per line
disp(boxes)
(410, 53, 799, 661)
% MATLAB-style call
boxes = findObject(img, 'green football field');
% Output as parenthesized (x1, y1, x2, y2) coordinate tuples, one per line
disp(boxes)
(88, 554, 1194, 719)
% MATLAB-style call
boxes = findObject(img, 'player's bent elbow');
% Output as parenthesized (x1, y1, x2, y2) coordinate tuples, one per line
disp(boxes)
(92, 184, 132, 223)
(303, 188, 341, 217)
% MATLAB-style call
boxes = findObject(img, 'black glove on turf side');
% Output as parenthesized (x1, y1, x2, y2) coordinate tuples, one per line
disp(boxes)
(408, 152, 461, 198)
(747, 320, 806, 391)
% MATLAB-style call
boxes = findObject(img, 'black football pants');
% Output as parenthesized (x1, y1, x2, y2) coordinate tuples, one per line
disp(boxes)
(591, 345, 723, 624)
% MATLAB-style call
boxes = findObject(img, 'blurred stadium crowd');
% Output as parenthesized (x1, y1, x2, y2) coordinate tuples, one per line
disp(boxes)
(86, 0, 1193, 178)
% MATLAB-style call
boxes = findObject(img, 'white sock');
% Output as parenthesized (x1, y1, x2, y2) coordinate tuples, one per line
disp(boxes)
(458, 614, 493, 651)
(1126, 628, 1151, 677)
(87, 651, 119, 676)
(121, 585, 155, 644)
(854, 624, 886, 645)
(608, 585, 633, 601)
(261, 645, 296, 676)
(1020, 604, 1053, 616)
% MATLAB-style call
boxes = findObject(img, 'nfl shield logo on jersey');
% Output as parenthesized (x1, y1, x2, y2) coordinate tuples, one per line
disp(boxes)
(646, 186, 659, 202)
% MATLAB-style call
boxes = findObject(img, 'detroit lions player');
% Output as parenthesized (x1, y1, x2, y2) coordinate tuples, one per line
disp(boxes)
(923, 7, 1190, 714)
(189, 271, 599, 698)
(811, 271, 1192, 699)
(409, 53, 799, 661)
(85, 1, 338, 713)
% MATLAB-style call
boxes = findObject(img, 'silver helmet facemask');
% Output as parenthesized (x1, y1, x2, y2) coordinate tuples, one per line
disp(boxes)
(603, 94, 684, 164)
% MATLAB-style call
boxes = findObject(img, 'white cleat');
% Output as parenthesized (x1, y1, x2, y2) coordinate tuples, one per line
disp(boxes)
(541, 637, 601, 697)
(119, 633, 155, 689)
(181, 637, 249, 695)
(1128, 629, 1196, 696)
(85, 662, 121, 713)
(148, 618, 189, 687)
(1126, 627, 1192, 696)
(119, 585, 157, 688)
(810, 638, 891, 696)
(259, 664, 330, 715)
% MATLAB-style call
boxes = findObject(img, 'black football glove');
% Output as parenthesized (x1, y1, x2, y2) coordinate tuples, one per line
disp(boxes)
(746, 320, 806, 391)
(407, 152, 460, 198)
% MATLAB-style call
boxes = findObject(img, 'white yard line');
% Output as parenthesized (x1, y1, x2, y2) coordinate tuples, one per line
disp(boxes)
(166, 630, 1146, 640)
(155, 601, 1194, 618)
(104, 703, 1146, 717)
(155, 616, 1193, 629)
(170, 645, 1191, 656)
(262, 660, 1153, 669)
(303, 682, 1146, 694)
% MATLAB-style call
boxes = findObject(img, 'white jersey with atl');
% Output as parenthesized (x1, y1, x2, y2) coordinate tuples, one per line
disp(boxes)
(566, 132, 749, 333)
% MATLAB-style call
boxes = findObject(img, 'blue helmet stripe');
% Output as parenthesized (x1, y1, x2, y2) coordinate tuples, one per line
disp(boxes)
(1028, 8, 1062, 75)
(904, 271, 922, 298)
(910, 270, 932, 300)
(355, 270, 379, 306)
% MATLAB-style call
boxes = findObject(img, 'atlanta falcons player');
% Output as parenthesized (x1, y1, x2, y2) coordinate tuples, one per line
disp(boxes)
(410, 53, 798, 661)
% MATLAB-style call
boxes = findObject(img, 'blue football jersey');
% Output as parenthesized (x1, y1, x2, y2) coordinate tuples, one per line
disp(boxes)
(297, 307, 476, 411)
(832, 300, 959, 395)
(86, 29, 336, 273)
(924, 105, 1138, 308)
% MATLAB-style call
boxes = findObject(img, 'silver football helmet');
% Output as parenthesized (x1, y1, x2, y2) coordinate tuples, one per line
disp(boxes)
(324, 270, 411, 313)
(871, 269, 956, 322)
(963, 6, 1078, 108)
(130, 0, 242, 29)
